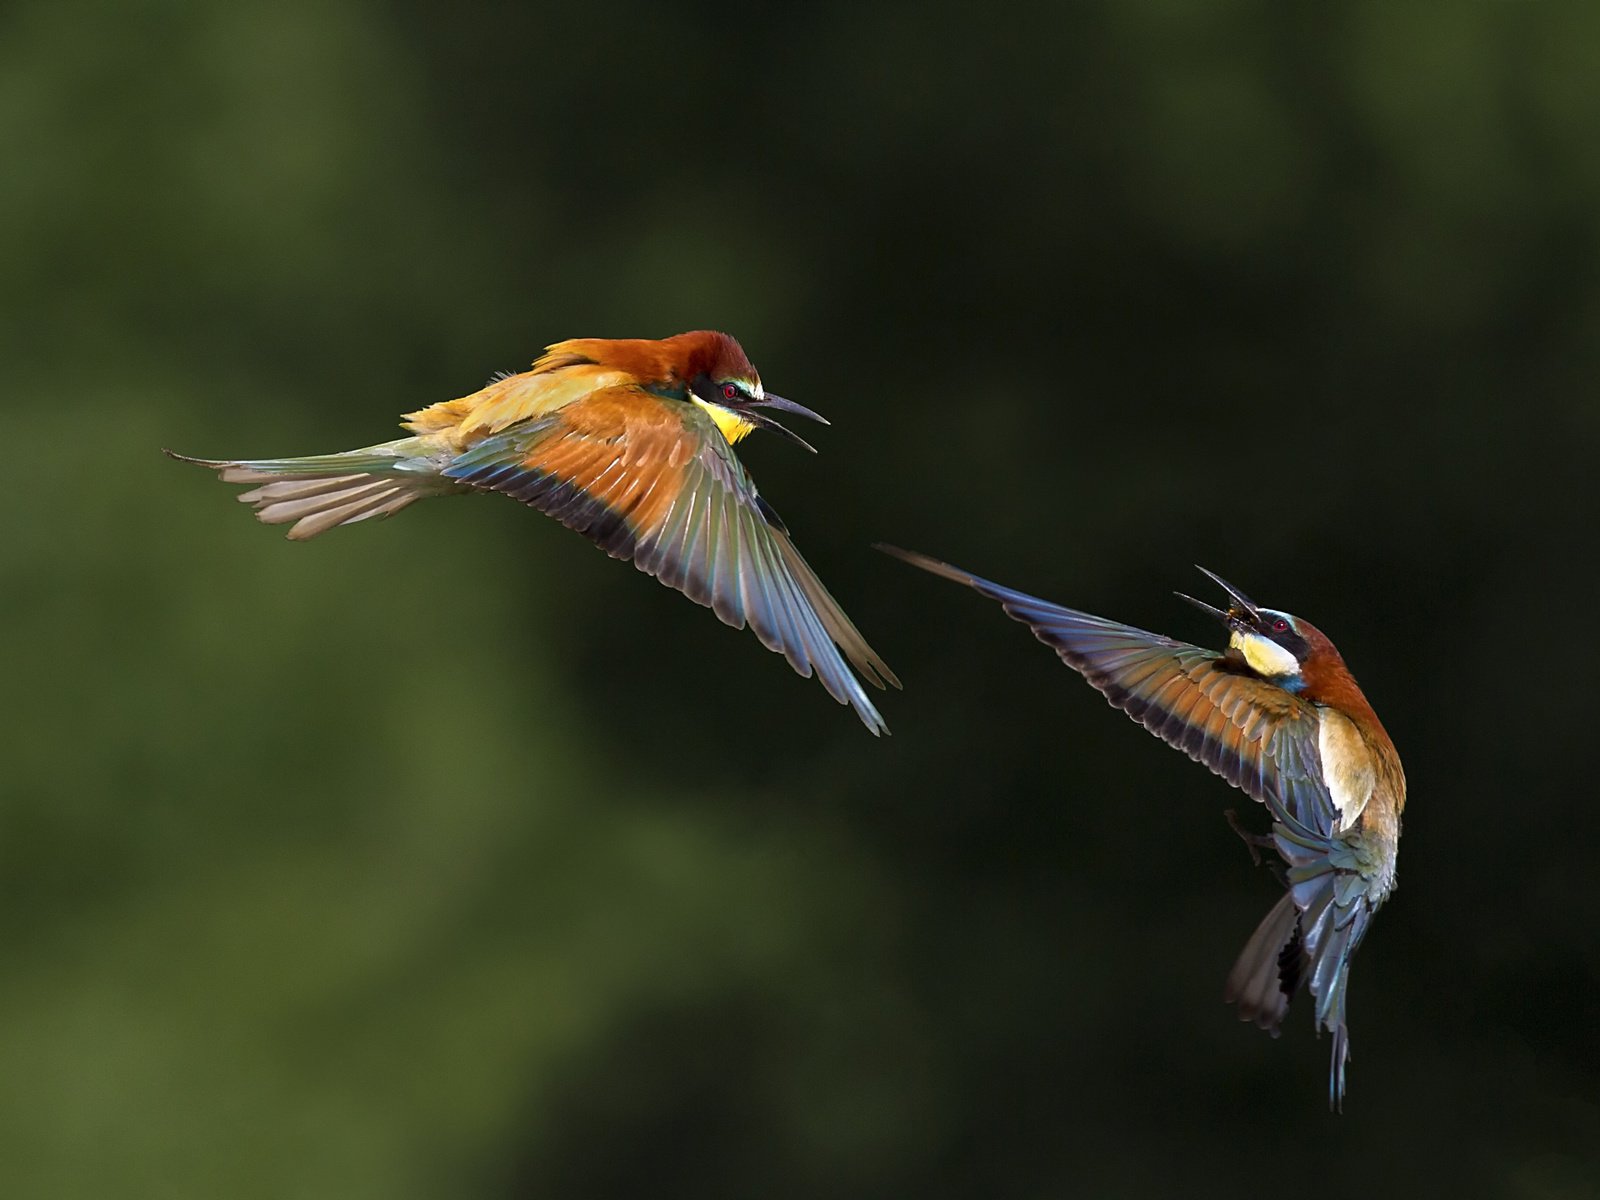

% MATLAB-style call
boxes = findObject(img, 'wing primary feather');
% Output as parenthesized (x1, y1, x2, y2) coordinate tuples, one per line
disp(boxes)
(447, 387, 891, 731)
(785, 567, 878, 714)
(706, 494, 742, 627)
(779, 537, 899, 690)
(747, 508, 818, 676)
(648, 490, 696, 592)
(679, 489, 715, 607)
(738, 506, 809, 672)
(753, 517, 877, 714)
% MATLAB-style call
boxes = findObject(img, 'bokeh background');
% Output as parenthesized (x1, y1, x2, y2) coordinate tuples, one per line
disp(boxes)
(5, 1, 1599, 1196)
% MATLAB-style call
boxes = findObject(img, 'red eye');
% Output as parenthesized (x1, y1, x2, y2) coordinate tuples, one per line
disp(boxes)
(722, 383, 739, 401)
(1272, 618, 1289, 633)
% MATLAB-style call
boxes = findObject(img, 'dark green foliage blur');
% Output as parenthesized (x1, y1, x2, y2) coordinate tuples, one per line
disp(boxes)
(5, 1, 1598, 1195)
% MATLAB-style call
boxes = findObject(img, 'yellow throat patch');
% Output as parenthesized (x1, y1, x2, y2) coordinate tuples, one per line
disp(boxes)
(692, 397, 756, 445)
(1229, 629, 1300, 678)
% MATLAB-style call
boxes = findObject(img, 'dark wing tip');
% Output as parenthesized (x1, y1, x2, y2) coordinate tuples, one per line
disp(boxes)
(163, 448, 222, 467)
(873, 543, 979, 588)
(856, 653, 902, 692)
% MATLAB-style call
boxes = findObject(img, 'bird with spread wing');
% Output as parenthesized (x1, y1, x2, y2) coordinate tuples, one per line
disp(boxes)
(882, 548, 1405, 1108)
(167, 331, 898, 733)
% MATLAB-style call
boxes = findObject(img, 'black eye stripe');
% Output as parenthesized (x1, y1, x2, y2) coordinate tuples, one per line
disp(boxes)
(690, 371, 748, 406)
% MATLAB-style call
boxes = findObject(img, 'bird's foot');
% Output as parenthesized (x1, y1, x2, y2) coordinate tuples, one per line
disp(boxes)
(1224, 808, 1275, 868)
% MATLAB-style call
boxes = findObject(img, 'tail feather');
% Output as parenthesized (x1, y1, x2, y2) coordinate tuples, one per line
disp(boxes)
(1223, 891, 1298, 1035)
(241, 476, 383, 522)
(1226, 859, 1373, 1112)
(235, 475, 375, 503)
(270, 479, 414, 539)
(165, 441, 460, 540)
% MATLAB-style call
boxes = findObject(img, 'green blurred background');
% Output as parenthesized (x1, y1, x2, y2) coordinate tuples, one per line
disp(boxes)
(5, 0, 1598, 1195)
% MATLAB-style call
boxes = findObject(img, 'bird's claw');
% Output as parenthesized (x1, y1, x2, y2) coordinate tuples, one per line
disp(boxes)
(1224, 808, 1274, 868)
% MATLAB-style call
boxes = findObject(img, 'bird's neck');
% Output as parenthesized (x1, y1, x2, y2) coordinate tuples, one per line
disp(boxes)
(1302, 658, 1375, 718)
(636, 378, 756, 446)
(1304, 660, 1398, 770)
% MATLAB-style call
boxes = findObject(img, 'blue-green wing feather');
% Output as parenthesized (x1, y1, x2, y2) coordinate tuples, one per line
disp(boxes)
(444, 401, 898, 733)
(907, 557, 1338, 838)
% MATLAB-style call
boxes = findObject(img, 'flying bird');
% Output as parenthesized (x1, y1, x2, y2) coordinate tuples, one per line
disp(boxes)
(881, 548, 1404, 1108)
(167, 331, 898, 732)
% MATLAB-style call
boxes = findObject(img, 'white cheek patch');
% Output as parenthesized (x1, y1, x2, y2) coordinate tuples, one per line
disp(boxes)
(1318, 710, 1375, 833)
(1230, 629, 1300, 678)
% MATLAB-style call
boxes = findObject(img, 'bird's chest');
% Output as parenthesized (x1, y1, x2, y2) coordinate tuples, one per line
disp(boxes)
(1317, 709, 1377, 835)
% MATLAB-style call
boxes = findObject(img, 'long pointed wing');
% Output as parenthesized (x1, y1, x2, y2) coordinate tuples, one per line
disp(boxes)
(883, 548, 1338, 838)
(445, 387, 899, 733)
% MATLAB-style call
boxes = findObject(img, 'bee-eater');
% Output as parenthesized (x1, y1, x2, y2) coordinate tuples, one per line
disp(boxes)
(882, 548, 1405, 1108)
(167, 331, 898, 732)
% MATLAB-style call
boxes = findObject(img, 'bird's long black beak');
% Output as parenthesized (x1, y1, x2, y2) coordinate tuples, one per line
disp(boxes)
(1175, 590, 1236, 628)
(756, 393, 829, 426)
(747, 392, 829, 453)
(1175, 566, 1262, 631)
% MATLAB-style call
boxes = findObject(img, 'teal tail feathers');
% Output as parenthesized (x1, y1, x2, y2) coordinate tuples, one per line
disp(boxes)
(1224, 853, 1373, 1112)
(1223, 890, 1300, 1036)
(164, 438, 462, 540)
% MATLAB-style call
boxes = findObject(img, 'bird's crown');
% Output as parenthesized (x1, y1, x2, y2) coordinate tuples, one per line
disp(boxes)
(531, 330, 752, 386)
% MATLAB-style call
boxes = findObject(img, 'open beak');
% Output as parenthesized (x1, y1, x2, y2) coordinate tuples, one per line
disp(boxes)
(746, 393, 829, 454)
(1175, 566, 1262, 632)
